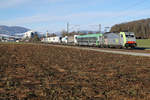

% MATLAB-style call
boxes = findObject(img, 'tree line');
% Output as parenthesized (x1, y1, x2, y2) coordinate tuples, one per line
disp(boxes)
(110, 18, 150, 39)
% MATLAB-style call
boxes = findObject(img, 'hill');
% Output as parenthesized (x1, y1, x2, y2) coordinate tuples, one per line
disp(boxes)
(0, 25, 30, 35)
(110, 18, 150, 39)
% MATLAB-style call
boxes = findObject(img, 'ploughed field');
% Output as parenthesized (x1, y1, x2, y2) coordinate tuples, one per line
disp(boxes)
(0, 44, 150, 100)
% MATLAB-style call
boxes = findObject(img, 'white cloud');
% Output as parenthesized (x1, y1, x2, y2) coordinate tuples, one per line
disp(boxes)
(0, 0, 30, 8)
(0, 0, 66, 8)
(1, 9, 150, 31)
(45, 0, 63, 1)
(2, 9, 150, 24)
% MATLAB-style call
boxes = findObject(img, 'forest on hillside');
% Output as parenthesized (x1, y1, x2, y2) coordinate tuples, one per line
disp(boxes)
(111, 18, 150, 39)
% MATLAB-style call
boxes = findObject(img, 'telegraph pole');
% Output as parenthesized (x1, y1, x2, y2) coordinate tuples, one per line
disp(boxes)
(67, 22, 69, 33)
(46, 30, 49, 38)
(99, 24, 101, 33)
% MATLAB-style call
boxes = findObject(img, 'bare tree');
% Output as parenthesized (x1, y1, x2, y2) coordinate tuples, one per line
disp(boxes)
(111, 18, 150, 39)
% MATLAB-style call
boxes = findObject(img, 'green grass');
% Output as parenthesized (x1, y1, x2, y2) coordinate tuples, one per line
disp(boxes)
(137, 39, 150, 48)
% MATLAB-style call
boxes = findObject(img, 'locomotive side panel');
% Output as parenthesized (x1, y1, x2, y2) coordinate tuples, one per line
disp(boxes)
(103, 33, 123, 47)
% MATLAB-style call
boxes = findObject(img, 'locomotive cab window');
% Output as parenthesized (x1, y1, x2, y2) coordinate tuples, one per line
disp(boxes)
(121, 34, 123, 37)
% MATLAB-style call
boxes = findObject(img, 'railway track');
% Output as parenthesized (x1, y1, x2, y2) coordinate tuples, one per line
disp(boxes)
(18, 43, 150, 57)
(43, 43, 150, 57)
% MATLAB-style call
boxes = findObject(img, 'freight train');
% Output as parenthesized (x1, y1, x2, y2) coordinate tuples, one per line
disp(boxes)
(42, 32, 137, 48)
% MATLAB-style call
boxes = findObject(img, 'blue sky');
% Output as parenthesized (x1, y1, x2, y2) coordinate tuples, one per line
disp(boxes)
(0, 0, 150, 33)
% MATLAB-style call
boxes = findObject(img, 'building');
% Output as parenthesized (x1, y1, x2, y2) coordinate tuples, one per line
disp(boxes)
(23, 31, 38, 38)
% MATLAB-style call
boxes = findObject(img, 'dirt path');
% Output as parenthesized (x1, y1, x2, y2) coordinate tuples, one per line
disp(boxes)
(80, 47, 150, 57)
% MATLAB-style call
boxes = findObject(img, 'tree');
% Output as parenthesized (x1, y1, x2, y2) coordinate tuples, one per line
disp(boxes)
(61, 30, 68, 37)
(61, 30, 87, 37)
(49, 33, 57, 37)
(29, 33, 40, 42)
(110, 18, 150, 39)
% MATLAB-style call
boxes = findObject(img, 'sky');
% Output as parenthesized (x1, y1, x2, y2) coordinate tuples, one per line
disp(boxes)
(0, 0, 150, 33)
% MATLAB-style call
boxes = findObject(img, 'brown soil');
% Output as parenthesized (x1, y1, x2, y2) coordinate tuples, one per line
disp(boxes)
(0, 43, 150, 100)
